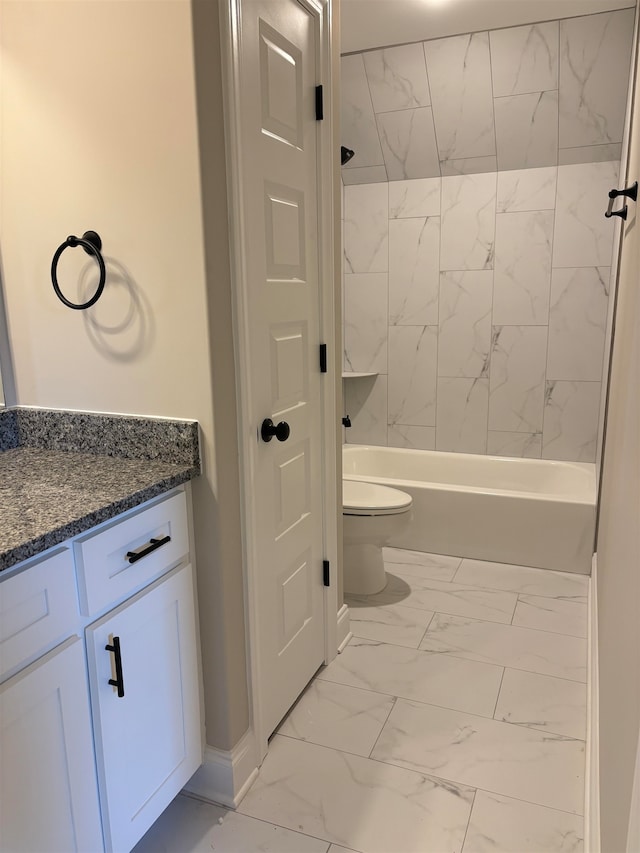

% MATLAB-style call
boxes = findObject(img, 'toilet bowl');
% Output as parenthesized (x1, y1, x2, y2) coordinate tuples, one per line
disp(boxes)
(342, 479, 413, 595)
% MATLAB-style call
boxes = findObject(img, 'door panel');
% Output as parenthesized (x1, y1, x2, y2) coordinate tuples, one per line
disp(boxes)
(241, 0, 325, 738)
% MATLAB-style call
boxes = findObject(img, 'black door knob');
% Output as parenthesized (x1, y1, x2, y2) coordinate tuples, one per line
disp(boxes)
(261, 418, 290, 442)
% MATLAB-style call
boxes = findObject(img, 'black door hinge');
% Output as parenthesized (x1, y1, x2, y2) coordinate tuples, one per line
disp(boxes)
(319, 343, 327, 373)
(315, 85, 324, 121)
(323, 559, 330, 586)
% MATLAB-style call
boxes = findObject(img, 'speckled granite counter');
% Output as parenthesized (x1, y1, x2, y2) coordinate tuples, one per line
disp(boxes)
(0, 408, 200, 572)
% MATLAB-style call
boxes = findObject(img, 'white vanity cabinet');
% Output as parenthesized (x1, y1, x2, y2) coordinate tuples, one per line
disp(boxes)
(86, 563, 201, 853)
(0, 637, 104, 853)
(0, 486, 202, 853)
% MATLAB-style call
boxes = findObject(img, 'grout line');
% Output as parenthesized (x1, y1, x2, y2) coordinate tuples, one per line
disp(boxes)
(491, 666, 507, 718)
(368, 696, 397, 759)
(460, 788, 478, 852)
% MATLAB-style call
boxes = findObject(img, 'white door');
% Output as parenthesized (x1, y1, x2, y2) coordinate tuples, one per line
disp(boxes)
(0, 638, 104, 853)
(86, 564, 201, 853)
(239, 0, 326, 739)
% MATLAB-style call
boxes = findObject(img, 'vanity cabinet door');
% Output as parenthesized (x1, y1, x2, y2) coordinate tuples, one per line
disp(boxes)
(0, 637, 104, 853)
(86, 563, 201, 853)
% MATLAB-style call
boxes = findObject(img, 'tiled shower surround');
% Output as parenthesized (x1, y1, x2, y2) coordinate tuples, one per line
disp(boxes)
(342, 10, 634, 462)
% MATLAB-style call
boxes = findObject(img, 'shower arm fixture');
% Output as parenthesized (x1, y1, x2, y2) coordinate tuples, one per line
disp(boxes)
(341, 146, 355, 166)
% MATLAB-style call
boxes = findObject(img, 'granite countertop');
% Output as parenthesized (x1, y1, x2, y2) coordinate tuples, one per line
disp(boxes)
(0, 408, 200, 572)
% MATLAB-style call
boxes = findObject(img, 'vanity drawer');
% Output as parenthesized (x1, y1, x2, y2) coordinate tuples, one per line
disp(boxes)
(0, 549, 78, 682)
(74, 490, 189, 616)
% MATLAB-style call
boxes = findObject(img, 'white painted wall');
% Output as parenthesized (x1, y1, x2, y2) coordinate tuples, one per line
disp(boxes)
(341, 0, 635, 52)
(595, 12, 640, 849)
(0, 0, 249, 751)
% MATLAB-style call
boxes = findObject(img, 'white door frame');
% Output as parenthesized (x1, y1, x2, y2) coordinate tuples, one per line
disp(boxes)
(219, 0, 338, 762)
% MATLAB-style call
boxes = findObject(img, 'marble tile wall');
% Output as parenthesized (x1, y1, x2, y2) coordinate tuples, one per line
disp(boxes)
(341, 9, 633, 463)
(343, 160, 618, 461)
(341, 10, 634, 186)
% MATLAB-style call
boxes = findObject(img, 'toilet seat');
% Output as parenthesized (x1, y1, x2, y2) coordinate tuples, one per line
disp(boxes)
(343, 479, 412, 516)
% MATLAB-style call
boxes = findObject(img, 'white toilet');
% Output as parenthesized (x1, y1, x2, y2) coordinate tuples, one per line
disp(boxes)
(342, 479, 413, 595)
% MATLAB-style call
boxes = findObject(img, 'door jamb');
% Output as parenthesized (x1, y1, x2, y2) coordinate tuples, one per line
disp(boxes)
(218, 0, 338, 764)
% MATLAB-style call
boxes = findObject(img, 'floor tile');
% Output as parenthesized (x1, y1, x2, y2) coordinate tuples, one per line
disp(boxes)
(346, 600, 435, 648)
(494, 668, 587, 740)
(133, 794, 330, 853)
(318, 637, 503, 717)
(328, 847, 359, 853)
(420, 613, 587, 681)
(383, 548, 462, 581)
(453, 559, 589, 599)
(462, 790, 584, 852)
(513, 595, 588, 638)
(238, 735, 475, 853)
(277, 680, 394, 757)
(372, 699, 585, 814)
(351, 571, 518, 625)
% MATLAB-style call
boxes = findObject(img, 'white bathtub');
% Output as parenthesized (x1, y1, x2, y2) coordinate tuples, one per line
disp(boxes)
(343, 444, 596, 574)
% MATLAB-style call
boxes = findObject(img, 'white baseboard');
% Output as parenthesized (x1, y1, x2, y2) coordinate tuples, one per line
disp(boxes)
(337, 603, 352, 653)
(586, 554, 600, 853)
(182, 728, 259, 809)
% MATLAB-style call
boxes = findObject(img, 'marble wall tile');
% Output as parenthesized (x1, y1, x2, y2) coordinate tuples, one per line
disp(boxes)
(463, 791, 585, 853)
(438, 271, 493, 378)
(372, 699, 585, 814)
(497, 166, 557, 213)
(440, 173, 497, 270)
(487, 431, 543, 458)
(389, 177, 441, 219)
(440, 156, 497, 176)
(388, 325, 438, 427)
(363, 43, 431, 113)
(559, 10, 635, 148)
(344, 183, 389, 273)
(493, 210, 554, 325)
(387, 424, 436, 451)
(436, 378, 489, 453)
(340, 54, 385, 169)
(494, 90, 559, 170)
(489, 22, 559, 96)
(376, 107, 440, 180)
(489, 326, 548, 433)
(547, 267, 609, 381)
(542, 380, 601, 462)
(424, 32, 496, 163)
(389, 217, 440, 325)
(342, 165, 388, 186)
(345, 375, 388, 446)
(552, 161, 618, 268)
(344, 273, 388, 373)
(559, 142, 622, 166)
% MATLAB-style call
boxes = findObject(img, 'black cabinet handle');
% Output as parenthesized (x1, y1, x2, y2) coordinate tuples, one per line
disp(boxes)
(261, 418, 291, 442)
(126, 535, 171, 564)
(105, 636, 125, 698)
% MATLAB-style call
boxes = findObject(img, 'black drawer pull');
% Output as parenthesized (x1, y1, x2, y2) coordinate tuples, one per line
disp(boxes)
(126, 535, 171, 564)
(105, 636, 125, 698)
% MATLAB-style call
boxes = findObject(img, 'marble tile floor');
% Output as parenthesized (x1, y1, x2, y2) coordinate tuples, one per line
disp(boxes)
(135, 548, 588, 853)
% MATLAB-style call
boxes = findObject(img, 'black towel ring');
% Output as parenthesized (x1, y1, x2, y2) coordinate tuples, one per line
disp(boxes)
(51, 230, 106, 310)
